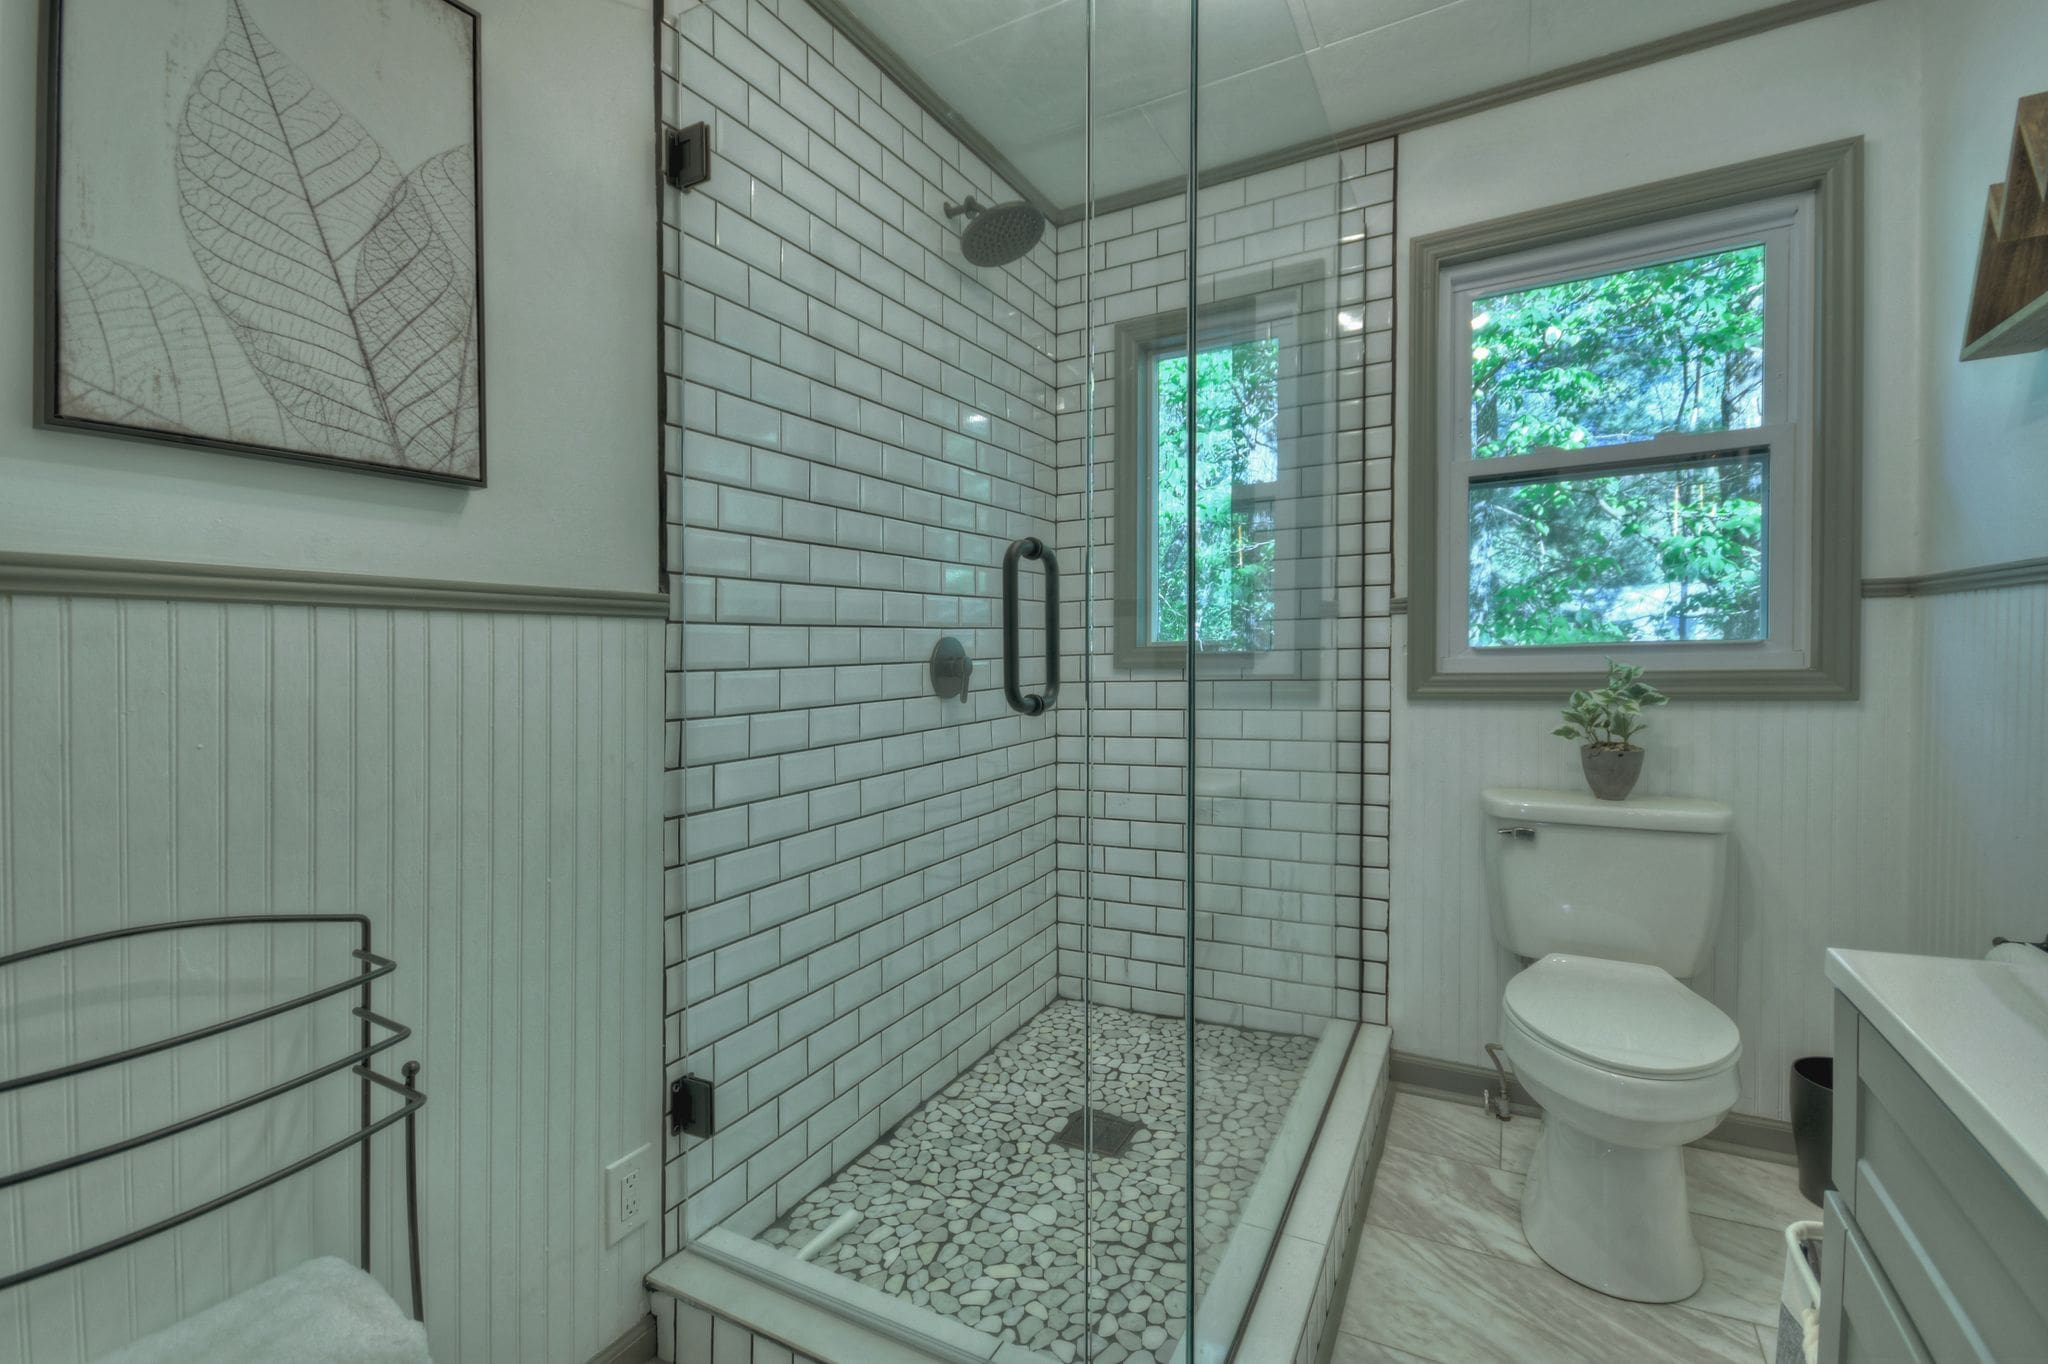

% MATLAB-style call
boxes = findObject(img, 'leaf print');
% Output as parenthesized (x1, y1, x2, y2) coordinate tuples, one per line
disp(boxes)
(354, 147, 479, 475)
(56, 242, 291, 446)
(407, 147, 482, 470)
(408, 147, 477, 290)
(175, 0, 404, 461)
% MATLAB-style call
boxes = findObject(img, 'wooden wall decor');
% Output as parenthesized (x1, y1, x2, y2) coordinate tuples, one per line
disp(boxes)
(1963, 92, 2048, 361)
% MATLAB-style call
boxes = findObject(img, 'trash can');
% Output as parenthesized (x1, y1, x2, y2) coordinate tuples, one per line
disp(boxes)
(1789, 1057, 1832, 1207)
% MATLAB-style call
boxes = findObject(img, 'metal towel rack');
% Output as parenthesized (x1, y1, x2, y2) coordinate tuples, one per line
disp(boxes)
(0, 914, 427, 1321)
(1001, 536, 1060, 715)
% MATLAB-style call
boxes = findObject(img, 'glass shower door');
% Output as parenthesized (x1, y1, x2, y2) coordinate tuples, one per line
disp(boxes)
(664, 0, 1099, 1357)
(662, 0, 1365, 1355)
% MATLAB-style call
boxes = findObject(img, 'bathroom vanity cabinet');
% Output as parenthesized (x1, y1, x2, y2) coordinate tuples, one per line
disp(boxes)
(1821, 949, 2048, 1363)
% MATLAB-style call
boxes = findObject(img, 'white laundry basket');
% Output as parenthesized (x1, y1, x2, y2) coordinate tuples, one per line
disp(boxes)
(1776, 1220, 1824, 1364)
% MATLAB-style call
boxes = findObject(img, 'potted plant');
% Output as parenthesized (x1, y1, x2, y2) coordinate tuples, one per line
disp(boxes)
(1553, 659, 1669, 800)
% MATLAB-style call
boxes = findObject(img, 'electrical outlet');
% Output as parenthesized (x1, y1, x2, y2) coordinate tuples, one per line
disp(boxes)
(606, 1144, 651, 1245)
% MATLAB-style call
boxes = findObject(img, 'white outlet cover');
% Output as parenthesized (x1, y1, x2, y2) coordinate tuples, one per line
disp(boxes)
(605, 1144, 652, 1245)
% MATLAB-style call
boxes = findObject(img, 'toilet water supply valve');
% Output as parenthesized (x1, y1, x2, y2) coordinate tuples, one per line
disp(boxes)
(1483, 1043, 1515, 1122)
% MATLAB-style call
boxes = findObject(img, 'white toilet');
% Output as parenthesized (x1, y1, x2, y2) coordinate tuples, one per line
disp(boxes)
(1481, 786, 1740, 1303)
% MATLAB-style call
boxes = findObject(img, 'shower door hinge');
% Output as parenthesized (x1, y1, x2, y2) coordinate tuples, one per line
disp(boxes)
(669, 1074, 714, 1138)
(663, 122, 710, 191)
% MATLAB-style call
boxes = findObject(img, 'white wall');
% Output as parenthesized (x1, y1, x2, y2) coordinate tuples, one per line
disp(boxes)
(1909, 0, 2048, 959)
(1915, 0, 2048, 573)
(0, 598, 665, 1364)
(0, 0, 659, 592)
(1390, 1, 1932, 1121)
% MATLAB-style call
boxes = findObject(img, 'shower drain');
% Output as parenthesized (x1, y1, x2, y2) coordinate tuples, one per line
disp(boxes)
(1051, 1108, 1143, 1157)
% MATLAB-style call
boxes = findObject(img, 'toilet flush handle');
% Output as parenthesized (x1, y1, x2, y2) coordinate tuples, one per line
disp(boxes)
(1496, 826, 1537, 840)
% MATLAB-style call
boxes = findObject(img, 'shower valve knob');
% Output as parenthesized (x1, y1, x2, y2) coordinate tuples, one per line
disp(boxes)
(930, 637, 973, 702)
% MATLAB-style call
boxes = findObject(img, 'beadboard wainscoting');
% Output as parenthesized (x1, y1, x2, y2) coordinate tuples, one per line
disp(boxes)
(0, 594, 664, 1364)
(1391, 600, 1922, 1124)
(1913, 582, 2048, 959)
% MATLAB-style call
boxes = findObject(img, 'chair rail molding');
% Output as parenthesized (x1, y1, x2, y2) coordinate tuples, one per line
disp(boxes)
(0, 551, 669, 617)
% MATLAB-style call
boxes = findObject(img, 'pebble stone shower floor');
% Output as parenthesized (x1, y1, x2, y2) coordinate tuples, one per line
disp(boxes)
(758, 999, 1320, 1363)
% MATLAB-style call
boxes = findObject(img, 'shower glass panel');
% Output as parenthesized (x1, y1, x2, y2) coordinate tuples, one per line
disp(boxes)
(1069, 5, 1198, 1363)
(666, 0, 1363, 1356)
(1181, 3, 1367, 1355)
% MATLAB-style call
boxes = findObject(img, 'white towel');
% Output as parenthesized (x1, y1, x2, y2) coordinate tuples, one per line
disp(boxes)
(98, 1256, 431, 1364)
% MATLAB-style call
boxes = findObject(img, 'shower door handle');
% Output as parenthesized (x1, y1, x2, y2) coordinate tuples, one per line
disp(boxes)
(1001, 537, 1059, 716)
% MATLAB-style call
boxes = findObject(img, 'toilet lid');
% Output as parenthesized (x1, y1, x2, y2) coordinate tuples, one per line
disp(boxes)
(1504, 954, 1741, 1079)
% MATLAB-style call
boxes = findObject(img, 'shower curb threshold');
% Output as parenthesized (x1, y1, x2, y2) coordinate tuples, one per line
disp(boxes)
(646, 1026, 1393, 1364)
(1230, 1025, 1393, 1364)
(648, 1243, 991, 1364)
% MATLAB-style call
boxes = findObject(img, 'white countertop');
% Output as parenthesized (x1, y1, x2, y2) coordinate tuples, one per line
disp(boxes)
(1826, 947, 2048, 1213)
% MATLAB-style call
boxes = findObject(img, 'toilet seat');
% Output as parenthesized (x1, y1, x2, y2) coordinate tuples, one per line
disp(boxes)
(1504, 953, 1739, 1080)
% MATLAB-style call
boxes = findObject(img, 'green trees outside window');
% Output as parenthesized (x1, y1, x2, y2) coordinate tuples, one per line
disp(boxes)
(1465, 246, 1770, 648)
(1151, 337, 1280, 652)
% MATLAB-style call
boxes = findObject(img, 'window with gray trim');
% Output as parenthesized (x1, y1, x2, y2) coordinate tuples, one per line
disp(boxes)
(1406, 141, 1864, 700)
(1113, 270, 1334, 672)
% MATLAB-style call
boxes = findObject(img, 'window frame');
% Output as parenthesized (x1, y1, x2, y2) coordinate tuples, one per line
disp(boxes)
(1444, 199, 1809, 674)
(1406, 139, 1864, 700)
(1112, 267, 1329, 672)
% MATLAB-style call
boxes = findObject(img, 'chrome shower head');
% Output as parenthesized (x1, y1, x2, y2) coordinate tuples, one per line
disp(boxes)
(944, 195, 1045, 267)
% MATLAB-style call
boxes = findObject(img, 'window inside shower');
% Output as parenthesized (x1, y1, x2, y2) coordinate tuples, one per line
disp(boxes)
(657, 1, 1383, 1359)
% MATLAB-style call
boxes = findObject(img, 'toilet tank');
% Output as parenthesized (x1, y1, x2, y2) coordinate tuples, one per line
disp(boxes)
(1481, 787, 1733, 978)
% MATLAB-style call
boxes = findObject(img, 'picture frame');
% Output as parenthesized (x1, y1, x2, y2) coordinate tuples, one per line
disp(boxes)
(34, 0, 486, 486)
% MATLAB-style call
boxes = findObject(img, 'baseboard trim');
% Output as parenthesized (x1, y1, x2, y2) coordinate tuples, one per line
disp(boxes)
(584, 1314, 658, 1364)
(1391, 1049, 1798, 1163)
(1391, 1049, 1540, 1114)
(0, 550, 671, 618)
(1696, 1112, 1797, 1162)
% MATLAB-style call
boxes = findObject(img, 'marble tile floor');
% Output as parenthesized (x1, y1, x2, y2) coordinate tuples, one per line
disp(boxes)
(757, 1000, 1319, 1363)
(1333, 1092, 1818, 1364)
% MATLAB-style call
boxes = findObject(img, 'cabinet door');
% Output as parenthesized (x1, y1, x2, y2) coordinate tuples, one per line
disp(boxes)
(1823, 1193, 1931, 1364)
(1849, 1020, 2048, 1358)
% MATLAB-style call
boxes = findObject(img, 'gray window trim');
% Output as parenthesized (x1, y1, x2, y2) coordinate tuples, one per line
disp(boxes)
(1111, 266, 1331, 673)
(1406, 138, 1865, 701)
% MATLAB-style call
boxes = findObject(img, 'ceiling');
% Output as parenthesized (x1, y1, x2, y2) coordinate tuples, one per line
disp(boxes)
(826, 0, 1831, 213)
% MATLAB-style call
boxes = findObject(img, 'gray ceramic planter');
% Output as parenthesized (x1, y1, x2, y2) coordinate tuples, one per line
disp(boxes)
(1581, 744, 1645, 800)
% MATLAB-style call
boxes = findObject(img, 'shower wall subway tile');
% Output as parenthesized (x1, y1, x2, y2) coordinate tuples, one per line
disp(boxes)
(1050, 141, 1396, 1035)
(658, 0, 1390, 1256)
(660, 0, 1065, 1243)
(655, 1294, 827, 1364)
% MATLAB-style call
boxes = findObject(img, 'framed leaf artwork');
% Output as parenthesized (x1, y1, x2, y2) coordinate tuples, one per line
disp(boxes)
(36, 0, 485, 485)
